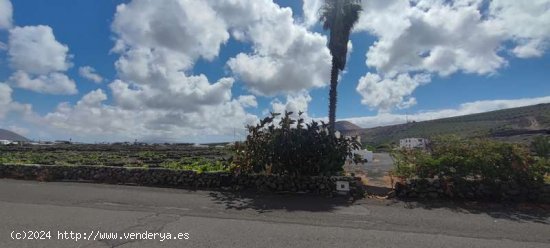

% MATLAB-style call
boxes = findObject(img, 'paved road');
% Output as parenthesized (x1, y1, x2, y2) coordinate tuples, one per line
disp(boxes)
(1, 179, 549, 248)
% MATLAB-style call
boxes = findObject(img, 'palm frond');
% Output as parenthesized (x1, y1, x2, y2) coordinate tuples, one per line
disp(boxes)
(319, 0, 362, 70)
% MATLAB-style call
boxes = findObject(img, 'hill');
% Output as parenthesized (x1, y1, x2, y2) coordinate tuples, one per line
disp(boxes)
(0, 129, 30, 142)
(341, 103, 550, 146)
(335, 121, 362, 132)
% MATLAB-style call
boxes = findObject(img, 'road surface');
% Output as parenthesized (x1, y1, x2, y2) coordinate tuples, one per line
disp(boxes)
(1, 179, 549, 248)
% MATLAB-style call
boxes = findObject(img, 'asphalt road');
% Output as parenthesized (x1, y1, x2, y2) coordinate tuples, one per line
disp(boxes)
(1, 179, 549, 248)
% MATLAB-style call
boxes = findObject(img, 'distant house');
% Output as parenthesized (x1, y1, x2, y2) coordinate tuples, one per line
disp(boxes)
(0, 140, 13, 145)
(399, 138, 430, 149)
(54, 140, 72, 145)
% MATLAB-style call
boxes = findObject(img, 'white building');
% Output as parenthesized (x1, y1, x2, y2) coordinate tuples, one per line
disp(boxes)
(399, 138, 429, 149)
(0, 140, 13, 145)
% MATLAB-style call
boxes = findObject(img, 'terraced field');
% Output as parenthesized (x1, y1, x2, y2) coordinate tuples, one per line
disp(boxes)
(0, 144, 232, 171)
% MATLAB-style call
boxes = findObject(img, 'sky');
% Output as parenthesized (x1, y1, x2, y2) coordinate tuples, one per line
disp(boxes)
(0, 0, 549, 143)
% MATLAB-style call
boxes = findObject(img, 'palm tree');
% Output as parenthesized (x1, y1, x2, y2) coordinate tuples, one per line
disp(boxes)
(320, 0, 362, 134)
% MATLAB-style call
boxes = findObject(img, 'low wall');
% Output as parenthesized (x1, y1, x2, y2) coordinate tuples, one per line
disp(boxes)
(0, 164, 364, 198)
(395, 178, 550, 203)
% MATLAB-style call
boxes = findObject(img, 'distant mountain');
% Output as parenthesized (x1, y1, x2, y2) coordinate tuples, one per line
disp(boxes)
(0, 129, 30, 142)
(335, 121, 362, 132)
(341, 103, 550, 146)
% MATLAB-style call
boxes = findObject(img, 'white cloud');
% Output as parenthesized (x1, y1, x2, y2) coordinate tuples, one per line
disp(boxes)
(78, 66, 103, 83)
(0, 83, 12, 114)
(356, 0, 506, 76)
(42, 89, 259, 142)
(77, 88, 107, 107)
(12, 0, 547, 143)
(0, 83, 32, 119)
(222, 0, 331, 96)
(112, 0, 330, 100)
(35, 0, 282, 142)
(112, 0, 229, 75)
(490, 0, 550, 58)
(0, 0, 12, 30)
(108, 77, 233, 111)
(511, 39, 546, 58)
(111, 0, 237, 112)
(237, 95, 258, 108)
(346, 0, 550, 111)
(7, 25, 77, 95)
(71, 0, 333, 141)
(302, 0, 323, 28)
(270, 91, 313, 121)
(356, 73, 431, 111)
(8, 25, 72, 75)
(345, 95, 550, 128)
(8, 71, 77, 95)
(228, 40, 331, 96)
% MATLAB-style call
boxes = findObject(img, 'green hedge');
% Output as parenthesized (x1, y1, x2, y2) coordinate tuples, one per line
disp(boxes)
(391, 136, 548, 186)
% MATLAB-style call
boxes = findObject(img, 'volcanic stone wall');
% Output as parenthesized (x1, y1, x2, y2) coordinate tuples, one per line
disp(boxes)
(395, 178, 550, 202)
(0, 164, 364, 198)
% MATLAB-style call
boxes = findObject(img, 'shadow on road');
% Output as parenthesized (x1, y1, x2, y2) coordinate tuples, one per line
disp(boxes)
(208, 191, 352, 213)
(390, 199, 550, 224)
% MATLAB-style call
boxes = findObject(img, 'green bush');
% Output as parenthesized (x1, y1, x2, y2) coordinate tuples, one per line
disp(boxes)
(391, 136, 546, 186)
(533, 158, 550, 175)
(363, 144, 376, 151)
(532, 136, 550, 158)
(233, 112, 360, 176)
(375, 143, 392, 152)
(391, 149, 440, 179)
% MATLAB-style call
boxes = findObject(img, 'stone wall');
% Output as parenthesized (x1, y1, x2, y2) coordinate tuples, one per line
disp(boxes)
(395, 178, 550, 203)
(0, 164, 364, 198)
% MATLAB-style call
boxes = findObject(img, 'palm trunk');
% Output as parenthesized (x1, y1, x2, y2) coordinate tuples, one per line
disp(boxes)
(328, 57, 339, 135)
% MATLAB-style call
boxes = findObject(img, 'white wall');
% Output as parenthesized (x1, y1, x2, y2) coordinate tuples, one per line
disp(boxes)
(399, 138, 428, 149)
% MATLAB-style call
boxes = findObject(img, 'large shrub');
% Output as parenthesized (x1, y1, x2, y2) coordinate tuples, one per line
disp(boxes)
(532, 135, 550, 159)
(391, 136, 546, 186)
(233, 112, 360, 176)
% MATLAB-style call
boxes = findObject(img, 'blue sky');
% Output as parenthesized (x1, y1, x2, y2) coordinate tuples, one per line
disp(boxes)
(0, 0, 549, 142)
